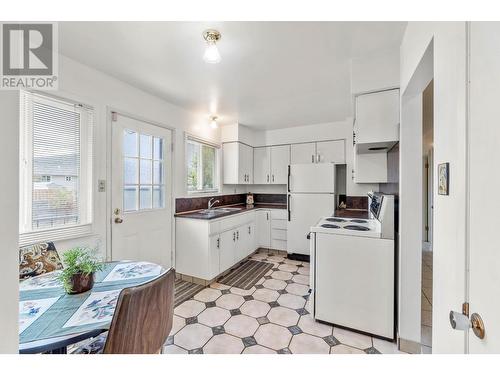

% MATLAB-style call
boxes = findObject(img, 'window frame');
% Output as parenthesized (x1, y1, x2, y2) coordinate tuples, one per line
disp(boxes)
(19, 91, 94, 246)
(185, 133, 220, 195)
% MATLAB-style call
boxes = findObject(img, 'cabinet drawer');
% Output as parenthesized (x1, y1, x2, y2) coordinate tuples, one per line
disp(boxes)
(271, 228, 287, 241)
(271, 219, 286, 230)
(272, 239, 287, 251)
(270, 209, 287, 220)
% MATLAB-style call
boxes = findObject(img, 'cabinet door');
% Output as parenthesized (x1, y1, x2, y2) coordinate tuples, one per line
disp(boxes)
(270, 145, 290, 184)
(290, 142, 316, 164)
(316, 140, 345, 164)
(243, 221, 256, 257)
(223, 143, 239, 184)
(355, 89, 400, 144)
(219, 229, 236, 272)
(239, 143, 254, 184)
(256, 210, 271, 248)
(208, 235, 221, 279)
(253, 147, 271, 184)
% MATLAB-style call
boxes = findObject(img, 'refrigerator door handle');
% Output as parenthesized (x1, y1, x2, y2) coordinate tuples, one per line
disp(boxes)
(287, 194, 291, 221)
(287, 165, 291, 192)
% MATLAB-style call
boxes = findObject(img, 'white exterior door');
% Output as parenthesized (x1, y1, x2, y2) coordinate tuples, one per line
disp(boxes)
(467, 22, 500, 353)
(270, 145, 290, 184)
(111, 113, 173, 268)
(290, 142, 316, 164)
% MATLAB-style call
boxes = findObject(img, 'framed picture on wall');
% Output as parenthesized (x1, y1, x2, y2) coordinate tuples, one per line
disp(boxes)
(438, 162, 449, 195)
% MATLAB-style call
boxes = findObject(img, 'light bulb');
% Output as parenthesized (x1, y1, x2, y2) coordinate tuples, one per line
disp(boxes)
(203, 43, 221, 64)
(210, 118, 218, 128)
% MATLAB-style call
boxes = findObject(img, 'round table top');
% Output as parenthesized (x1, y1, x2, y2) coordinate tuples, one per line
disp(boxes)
(19, 261, 165, 352)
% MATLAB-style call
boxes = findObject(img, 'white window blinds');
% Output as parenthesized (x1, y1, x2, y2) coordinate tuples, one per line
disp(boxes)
(19, 91, 94, 243)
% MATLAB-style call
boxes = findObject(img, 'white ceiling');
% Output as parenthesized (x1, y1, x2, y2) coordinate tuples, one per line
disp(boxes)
(59, 22, 406, 130)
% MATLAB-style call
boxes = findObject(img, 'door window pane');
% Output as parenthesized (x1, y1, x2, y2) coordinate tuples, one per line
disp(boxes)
(124, 186, 138, 211)
(140, 186, 152, 210)
(123, 130, 138, 157)
(153, 137, 163, 160)
(153, 161, 163, 185)
(153, 186, 163, 209)
(124, 158, 138, 184)
(140, 134, 152, 159)
(140, 159, 152, 184)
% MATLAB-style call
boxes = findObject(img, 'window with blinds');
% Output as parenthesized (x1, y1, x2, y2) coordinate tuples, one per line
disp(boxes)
(19, 91, 94, 243)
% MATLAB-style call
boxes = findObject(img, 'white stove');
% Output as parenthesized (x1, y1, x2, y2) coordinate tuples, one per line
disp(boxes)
(309, 192, 395, 340)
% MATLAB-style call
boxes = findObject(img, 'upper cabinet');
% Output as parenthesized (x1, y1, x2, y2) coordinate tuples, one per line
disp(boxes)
(223, 142, 253, 184)
(355, 89, 400, 151)
(253, 145, 290, 185)
(291, 141, 345, 164)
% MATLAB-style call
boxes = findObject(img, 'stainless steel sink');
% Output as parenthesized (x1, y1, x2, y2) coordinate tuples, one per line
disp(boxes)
(198, 207, 243, 216)
(217, 207, 243, 212)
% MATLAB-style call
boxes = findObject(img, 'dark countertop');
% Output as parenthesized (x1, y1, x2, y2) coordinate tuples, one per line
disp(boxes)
(175, 203, 287, 220)
(334, 209, 370, 219)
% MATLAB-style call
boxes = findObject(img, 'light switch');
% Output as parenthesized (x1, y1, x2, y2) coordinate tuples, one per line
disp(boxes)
(98, 180, 106, 192)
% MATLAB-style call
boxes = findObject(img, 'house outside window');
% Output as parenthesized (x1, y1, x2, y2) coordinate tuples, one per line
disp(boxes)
(186, 135, 219, 193)
(19, 91, 94, 244)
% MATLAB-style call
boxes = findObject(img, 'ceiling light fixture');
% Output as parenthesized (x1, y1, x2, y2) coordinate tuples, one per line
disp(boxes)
(210, 116, 218, 129)
(203, 29, 221, 64)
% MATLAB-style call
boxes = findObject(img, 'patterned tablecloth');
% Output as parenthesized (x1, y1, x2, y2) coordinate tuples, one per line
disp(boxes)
(19, 261, 164, 345)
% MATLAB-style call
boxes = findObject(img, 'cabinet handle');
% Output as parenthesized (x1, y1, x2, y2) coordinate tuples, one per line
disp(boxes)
(272, 175, 274, 182)
(312, 154, 315, 163)
(236, 231, 239, 240)
(266, 212, 269, 221)
(217, 238, 220, 249)
(233, 232, 236, 242)
(317, 154, 320, 163)
(248, 226, 251, 234)
(287, 194, 291, 222)
(267, 174, 269, 183)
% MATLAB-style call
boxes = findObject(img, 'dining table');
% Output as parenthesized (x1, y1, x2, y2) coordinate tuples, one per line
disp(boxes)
(18, 260, 165, 354)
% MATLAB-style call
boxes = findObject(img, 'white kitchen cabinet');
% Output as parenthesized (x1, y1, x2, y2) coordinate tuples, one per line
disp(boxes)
(353, 147, 388, 183)
(209, 235, 221, 279)
(219, 229, 236, 273)
(236, 222, 255, 262)
(256, 210, 271, 248)
(316, 140, 345, 164)
(270, 145, 290, 184)
(223, 142, 254, 184)
(253, 147, 271, 184)
(291, 142, 316, 164)
(355, 89, 399, 145)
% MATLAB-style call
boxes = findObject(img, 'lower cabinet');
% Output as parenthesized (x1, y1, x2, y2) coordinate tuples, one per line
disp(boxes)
(176, 209, 285, 281)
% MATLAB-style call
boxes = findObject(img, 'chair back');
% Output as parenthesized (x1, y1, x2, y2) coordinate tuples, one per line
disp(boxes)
(103, 268, 175, 354)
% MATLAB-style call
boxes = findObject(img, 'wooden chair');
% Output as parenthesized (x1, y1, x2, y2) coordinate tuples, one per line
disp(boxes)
(74, 268, 175, 354)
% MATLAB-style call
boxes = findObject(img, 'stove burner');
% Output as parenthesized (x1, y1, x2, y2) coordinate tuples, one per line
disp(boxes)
(326, 218, 346, 223)
(321, 224, 340, 229)
(344, 225, 370, 231)
(350, 219, 368, 224)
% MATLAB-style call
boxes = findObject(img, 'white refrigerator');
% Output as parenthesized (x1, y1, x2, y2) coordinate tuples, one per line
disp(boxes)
(287, 164, 336, 256)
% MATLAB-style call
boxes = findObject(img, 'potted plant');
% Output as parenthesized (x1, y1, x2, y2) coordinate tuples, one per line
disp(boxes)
(58, 247, 104, 294)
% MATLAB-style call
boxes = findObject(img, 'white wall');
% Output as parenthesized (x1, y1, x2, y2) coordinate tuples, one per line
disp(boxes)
(0, 91, 20, 353)
(351, 47, 400, 95)
(400, 22, 468, 353)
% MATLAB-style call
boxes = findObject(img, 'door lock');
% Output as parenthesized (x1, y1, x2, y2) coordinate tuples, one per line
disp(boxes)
(114, 217, 123, 224)
(449, 309, 486, 339)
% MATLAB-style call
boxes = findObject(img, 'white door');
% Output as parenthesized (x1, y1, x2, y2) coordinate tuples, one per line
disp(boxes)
(111, 113, 172, 268)
(270, 145, 290, 184)
(467, 22, 500, 353)
(316, 140, 345, 164)
(254, 147, 270, 184)
(287, 193, 336, 255)
(256, 210, 271, 248)
(290, 142, 316, 164)
(289, 164, 336, 193)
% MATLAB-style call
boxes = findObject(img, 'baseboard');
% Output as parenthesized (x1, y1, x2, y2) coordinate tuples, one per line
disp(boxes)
(398, 337, 422, 354)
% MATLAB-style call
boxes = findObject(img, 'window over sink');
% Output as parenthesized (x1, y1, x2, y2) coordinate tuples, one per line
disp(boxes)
(186, 135, 220, 194)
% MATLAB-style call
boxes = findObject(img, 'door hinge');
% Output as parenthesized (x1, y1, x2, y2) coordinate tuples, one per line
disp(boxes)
(462, 302, 470, 317)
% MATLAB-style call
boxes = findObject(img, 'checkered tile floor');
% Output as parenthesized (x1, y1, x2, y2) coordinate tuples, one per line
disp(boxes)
(163, 249, 402, 354)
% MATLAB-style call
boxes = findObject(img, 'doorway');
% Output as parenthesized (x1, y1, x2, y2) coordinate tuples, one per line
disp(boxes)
(110, 112, 173, 268)
(421, 80, 434, 353)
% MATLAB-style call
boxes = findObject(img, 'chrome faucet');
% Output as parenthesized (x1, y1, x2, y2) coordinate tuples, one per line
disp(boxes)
(208, 198, 220, 209)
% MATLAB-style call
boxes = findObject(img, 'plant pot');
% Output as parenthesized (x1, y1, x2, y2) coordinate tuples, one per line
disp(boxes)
(69, 272, 94, 294)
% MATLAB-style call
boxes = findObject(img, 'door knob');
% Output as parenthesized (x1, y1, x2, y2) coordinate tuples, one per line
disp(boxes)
(114, 217, 123, 224)
(471, 313, 485, 339)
